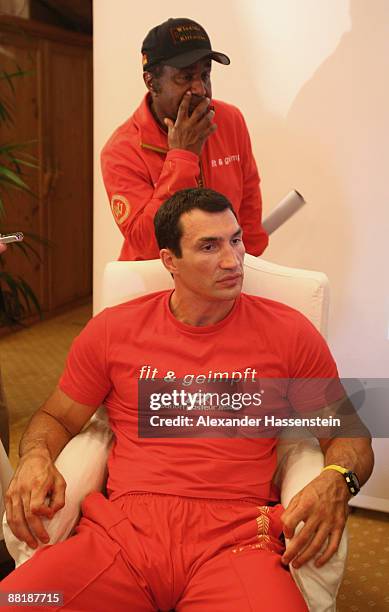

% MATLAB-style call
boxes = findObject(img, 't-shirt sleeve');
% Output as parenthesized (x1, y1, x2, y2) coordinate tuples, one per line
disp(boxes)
(59, 310, 111, 407)
(287, 312, 345, 413)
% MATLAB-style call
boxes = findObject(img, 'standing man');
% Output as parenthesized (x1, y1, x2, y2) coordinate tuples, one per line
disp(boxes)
(101, 17, 268, 260)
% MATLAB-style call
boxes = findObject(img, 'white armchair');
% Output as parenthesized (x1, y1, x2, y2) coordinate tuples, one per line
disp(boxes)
(2, 255, 347, 611)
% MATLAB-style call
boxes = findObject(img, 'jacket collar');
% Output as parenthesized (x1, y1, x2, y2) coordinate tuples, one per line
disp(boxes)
(133, 94, 169, 154)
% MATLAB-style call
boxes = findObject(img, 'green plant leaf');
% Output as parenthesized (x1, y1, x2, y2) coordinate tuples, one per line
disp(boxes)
(6, 157, 38, 169)
(19, 231, 51, 248)
(0, 141, 37, 153)
(0, 68, 30, 80)
(0, 166, 33, 193)
(0, 165, 28, 185)
(0, 62, 42, 325)
(12, 239, 42, 262)
(18, 276, 41, 315)
(9, 239, 33, 262)
(0, 270, 41, 326)
(0, 100, 13, 124)
(0, 272, 22, 319)
(0, 68, 30, 91)
(0, 270, 19, 291)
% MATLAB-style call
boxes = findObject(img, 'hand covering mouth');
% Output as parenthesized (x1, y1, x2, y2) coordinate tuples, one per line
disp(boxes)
(188, 96, 210, 116)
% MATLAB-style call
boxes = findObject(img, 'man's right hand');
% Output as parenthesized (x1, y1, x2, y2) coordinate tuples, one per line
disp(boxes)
(5, 447, 66, 549)
(164, 91, 217, 156)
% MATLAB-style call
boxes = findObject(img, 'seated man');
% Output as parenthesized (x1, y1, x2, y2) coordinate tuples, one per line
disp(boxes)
(1, 188, 373, 611)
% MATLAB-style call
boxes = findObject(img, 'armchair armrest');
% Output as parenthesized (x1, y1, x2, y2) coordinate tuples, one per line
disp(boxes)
(3, 412, 113, 567)
(278, 438, 348, 612)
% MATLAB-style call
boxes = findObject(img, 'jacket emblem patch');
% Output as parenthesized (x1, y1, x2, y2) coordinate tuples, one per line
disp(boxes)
(111, 195, 131, 225)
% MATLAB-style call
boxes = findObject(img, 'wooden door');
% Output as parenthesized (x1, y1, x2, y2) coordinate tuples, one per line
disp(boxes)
(44, 40, 92, 310)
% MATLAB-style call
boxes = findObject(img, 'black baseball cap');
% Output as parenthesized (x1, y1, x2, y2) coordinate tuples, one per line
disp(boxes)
(141, 18, 230, 71)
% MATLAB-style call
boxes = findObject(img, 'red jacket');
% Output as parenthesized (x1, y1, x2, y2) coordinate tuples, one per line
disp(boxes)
(101, 94, 268, 260)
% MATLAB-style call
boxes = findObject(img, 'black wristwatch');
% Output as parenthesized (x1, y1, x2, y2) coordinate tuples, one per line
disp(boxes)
(322, 464, 360, 496)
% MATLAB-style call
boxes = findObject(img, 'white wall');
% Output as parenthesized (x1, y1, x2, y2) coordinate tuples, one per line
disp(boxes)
(93, 0, 389, 509)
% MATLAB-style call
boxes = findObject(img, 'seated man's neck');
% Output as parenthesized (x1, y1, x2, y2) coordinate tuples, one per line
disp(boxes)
(169, 291, 236, 327)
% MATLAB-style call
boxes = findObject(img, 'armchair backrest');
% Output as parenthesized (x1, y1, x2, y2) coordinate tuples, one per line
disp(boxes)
(98, 254, 329, 337)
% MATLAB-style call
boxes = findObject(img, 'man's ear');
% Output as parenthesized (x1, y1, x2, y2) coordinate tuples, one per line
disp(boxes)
(143, 71, 152, 91)
(143, 71, 158, 94)
(160, 248, 179, 276)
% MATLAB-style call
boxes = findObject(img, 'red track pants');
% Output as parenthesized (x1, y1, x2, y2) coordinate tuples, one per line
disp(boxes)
(1, 492, 307, 611)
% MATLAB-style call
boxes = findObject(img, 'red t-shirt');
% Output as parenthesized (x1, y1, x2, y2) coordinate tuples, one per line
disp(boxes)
(59, 292, 341, 503)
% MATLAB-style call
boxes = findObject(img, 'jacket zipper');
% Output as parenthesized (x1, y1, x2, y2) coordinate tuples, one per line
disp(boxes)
(198, 158, 205, 188)
(140, 142, 168, 154)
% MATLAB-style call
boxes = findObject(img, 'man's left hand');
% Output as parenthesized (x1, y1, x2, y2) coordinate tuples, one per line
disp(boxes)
(280, 470, 350, 568)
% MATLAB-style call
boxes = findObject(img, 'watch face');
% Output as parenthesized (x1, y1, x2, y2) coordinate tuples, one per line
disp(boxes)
(345, 471, 360, 495)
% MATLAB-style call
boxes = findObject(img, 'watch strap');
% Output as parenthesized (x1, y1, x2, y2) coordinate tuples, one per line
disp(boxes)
(322, 464, 360, 495)
(322, 464, 347, 475)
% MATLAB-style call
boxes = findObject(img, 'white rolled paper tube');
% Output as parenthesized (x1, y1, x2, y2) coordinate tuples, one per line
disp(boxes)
(262, 190, 306, 235)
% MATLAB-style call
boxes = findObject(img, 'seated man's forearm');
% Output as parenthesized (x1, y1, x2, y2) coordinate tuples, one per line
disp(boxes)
(321, 436, 374, 488)
(281, 431, 374, 568)
(19, 408, 73, 462)
(6, 410, 70, 549)
(20, 386, 96, 462)
(6, 388, 97, 547)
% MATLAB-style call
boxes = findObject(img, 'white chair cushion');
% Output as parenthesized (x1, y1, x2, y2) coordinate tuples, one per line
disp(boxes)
(278, 439, 348, 612)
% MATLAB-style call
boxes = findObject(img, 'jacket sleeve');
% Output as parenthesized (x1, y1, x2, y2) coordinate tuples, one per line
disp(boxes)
(101, 137, 200, 259)
(235, 110, 268, 256)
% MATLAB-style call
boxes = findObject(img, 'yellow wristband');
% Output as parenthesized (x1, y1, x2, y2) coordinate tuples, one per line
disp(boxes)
(322, 464, 347, 475)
